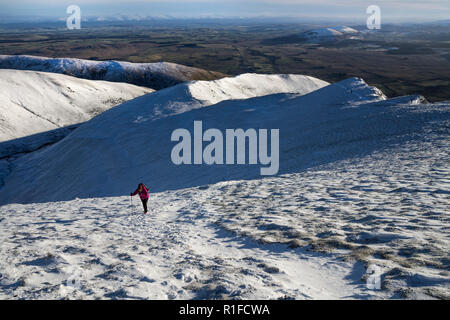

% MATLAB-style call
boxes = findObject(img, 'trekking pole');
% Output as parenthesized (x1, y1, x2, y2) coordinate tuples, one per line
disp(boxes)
(130, 196, 133, 214)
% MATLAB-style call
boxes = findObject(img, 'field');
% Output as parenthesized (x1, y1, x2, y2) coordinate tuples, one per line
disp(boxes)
(0, 21, 449, 101)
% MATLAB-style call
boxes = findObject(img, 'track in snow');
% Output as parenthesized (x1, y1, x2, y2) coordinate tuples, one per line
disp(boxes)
(0, 186, 375, 300)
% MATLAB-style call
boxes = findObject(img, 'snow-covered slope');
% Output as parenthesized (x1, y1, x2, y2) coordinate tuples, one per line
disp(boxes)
(0, 72, 327, 188)
(0, 55, 225, 90)
(0, 182, 392, 300)
(0, 74, 448, 300)
(1, 75, 440, 205)
(0, 69, 153, 143)
(128, 73, 329, 119)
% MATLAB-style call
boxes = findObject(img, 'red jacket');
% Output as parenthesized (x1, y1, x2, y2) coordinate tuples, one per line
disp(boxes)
(131, 184, 149, 200)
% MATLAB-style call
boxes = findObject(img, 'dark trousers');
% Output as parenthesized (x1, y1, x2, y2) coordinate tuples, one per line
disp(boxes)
(141, 198, 148, 213)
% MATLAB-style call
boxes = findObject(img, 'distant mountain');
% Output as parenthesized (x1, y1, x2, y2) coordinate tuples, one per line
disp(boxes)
(426, 19, 450, 26)
(304, 28, 344, 38)
(264, 25, 360, 45)
(0, 69, 152, 145)
(0, 55, 225, 90)
(303, 26, 359, 40)
(333, 26, 359, 35)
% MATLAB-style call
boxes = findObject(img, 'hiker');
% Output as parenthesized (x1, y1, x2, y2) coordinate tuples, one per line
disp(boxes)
(131, 183, 149, 214)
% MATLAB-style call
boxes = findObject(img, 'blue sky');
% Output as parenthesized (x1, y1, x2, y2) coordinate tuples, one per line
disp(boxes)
(0, 1, 449, 23)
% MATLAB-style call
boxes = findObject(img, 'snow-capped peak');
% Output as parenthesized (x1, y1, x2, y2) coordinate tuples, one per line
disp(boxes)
(303, 26, 359, 41)
(90, 73, 330, 124)
(333, 26, 359, 34)
(0, 69, 152, 143)
(0, 55, 224, 90)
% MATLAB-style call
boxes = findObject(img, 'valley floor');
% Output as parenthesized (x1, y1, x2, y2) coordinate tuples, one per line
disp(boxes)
(0, 135, 448, 299)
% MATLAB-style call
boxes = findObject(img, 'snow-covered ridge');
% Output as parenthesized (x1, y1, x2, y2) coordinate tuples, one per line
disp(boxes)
(0, 55, 225, 90)
(331, 77, 387, 103)
(127, 73, 329, 120)
(0, 72, 327, 189)
(188, 73, 329, 105)
(0, 76, 436, 205)
(0, 69, 153, 143)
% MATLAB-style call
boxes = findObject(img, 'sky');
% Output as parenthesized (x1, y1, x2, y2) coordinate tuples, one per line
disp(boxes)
(0, 0, 449, 23)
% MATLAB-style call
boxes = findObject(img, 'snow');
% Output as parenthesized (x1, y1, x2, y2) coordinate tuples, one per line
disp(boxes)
(0, 72, 449, 299)
(188, 73, 329, 105)
(211, 136, 450, 299)
(145, 73, 329, 118)
(303, 26, 359, 41)
(334, 26, 359, 35)
(305, 28, 343, 38)
(0, 134, 448, 299)
(0, 76, 442, 205)
(0, 69, 152, 143)
(0, 55, 224, 90)
(0, 72, 329, 203)
(0, 188, 378, 300)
